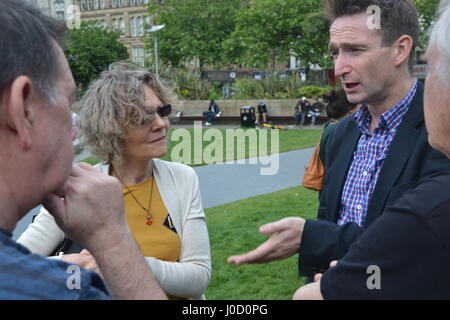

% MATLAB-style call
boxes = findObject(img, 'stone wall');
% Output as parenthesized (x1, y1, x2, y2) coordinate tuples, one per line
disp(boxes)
(176, 99, 300, 117)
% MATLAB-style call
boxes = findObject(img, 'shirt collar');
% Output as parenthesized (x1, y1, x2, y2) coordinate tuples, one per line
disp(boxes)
(355, 79, 418, 134)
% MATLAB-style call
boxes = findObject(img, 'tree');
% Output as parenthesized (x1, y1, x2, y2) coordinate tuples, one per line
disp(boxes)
(413, 0, 440, 53)
(148, 0, 243, 69)
(65, 22, 129, 89)
(222, 0, 331, 70)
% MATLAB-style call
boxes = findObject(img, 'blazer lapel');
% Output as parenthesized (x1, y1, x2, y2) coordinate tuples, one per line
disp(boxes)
(364, 83, 424, 226)
(327, 120, 361, 222)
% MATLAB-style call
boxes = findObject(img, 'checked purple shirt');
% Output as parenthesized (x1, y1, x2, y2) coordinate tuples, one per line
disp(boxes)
(337, 79, 418, 227)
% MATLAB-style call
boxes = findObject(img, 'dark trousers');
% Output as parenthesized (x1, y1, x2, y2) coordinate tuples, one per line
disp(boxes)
(295, 112, 306, 125)
(203, 111, 217, 123)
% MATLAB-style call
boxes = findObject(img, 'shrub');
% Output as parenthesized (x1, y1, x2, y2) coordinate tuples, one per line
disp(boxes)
(231, 77, 264, 100)
(261, 73, 304, 99)
(283, 73, 304, 98)
(165, 69, 213, 100)
(260, 73, 285, 98)
(298, 86, 329, 99)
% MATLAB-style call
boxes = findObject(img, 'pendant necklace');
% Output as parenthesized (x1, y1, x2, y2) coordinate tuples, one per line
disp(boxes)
(112, 166, 154, 226)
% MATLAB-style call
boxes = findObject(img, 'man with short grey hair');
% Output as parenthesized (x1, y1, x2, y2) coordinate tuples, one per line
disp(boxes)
(0, 0, 166, 299)
(294, 0, 450, 299)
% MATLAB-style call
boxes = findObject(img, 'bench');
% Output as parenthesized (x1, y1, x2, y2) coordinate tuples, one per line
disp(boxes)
(173, 113, 329, 126)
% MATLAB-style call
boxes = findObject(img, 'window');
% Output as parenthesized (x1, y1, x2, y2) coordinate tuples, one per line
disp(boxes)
(119, 18, 125, 35)
(132, 47, 145, 66)
(119, 0, 124, 7)
(138, 17, 144, 36)
(87, 0, 92, 10)
(56, 11, 65, 20)
(81, 0, 87, 10)
(130, 0, 136, 5)
(101, 0, 106, 8)
(131, 17, 137, 37)
(93, 0, 99, 9)
(111, 0, 117, 8)
(132, 47, 139, 64)
(54, 0, 64, 11)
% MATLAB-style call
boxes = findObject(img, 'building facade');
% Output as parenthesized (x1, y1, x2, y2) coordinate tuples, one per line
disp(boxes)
(28, 0, 74, 21)
(74, 0, 152, 66)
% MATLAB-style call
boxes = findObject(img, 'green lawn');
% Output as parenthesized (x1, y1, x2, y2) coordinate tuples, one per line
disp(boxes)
(204, 186, 319, 300)
(80, 128, 321, 165)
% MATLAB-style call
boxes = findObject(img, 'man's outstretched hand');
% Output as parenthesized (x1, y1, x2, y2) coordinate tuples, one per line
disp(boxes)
(227, 217, 305, 265)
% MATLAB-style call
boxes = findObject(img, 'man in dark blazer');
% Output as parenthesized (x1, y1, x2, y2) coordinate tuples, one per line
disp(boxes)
(298, 80, 449, 276)
(227, 0, 450, 277)
(294, 0, 450, 299)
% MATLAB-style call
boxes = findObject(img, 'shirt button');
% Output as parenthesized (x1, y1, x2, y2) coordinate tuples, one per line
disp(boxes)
(356, 205, 363, 210)
(363, 171, 368, 176)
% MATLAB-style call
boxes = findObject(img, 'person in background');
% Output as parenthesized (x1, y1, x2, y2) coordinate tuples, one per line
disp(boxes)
(203, 99, 221, 126)
(255, 100, 269, 126)
(0, 0, 165, 299)
(294, 97, 311, 126)
(320, 88, 359, 165)
(18, 63, 212, 300)
(308, 98, 325, 126)
(71, 112, 79, 127)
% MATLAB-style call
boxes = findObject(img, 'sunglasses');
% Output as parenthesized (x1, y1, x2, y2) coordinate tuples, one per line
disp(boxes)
(156, 104, 171, 118)
(133, 104, 172, 127)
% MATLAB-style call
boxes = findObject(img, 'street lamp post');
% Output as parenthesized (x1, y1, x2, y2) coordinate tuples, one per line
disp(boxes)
(147, 24, 165, 78)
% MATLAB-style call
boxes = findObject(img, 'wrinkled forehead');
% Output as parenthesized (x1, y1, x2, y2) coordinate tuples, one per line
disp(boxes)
(329, 12, 381, 45)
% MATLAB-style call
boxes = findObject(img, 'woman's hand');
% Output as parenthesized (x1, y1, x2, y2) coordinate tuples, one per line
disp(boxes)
(61, 249, 102, 277)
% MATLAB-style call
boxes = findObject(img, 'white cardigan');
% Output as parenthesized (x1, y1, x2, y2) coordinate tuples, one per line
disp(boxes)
(17, 159, 211, 299)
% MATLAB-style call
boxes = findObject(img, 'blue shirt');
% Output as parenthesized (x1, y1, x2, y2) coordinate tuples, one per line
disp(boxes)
(338, 79, 418, 226)
(0, 228, 111, 300)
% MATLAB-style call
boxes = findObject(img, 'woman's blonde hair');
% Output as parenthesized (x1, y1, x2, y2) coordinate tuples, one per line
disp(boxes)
(77, 62, 177, 164)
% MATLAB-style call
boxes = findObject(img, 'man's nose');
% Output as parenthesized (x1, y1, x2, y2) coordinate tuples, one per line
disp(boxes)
(334, 54, 351, 78)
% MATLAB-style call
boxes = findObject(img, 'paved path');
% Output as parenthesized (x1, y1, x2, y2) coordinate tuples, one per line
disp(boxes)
(194, 148, 313, 208)
(12, 147, 313, 240)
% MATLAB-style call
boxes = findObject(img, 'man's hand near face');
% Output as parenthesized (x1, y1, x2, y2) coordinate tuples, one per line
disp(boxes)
(42, 162, 167, 300)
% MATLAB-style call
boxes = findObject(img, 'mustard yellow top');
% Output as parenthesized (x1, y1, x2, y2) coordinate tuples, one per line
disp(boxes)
(122, 177, 181, 262)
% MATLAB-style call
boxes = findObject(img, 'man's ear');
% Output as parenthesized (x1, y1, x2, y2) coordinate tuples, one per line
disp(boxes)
(392, 35, 414, 69)
(6, 76, 37, 149)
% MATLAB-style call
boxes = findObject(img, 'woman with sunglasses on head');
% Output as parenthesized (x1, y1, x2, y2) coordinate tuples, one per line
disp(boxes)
(17, 63, 211, 300)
